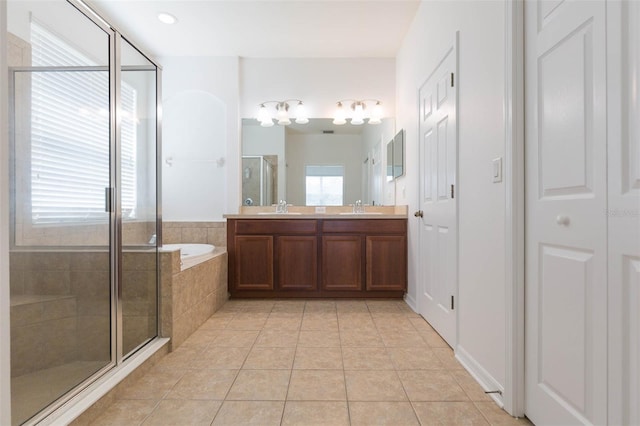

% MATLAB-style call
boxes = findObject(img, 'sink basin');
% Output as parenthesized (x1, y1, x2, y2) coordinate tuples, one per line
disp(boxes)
(338, 212, 383, 215)
(257, 212, 302, 215)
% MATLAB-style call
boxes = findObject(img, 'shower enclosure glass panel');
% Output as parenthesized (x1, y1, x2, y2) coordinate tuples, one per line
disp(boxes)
(8, 2, 113, 424)
(242, 155, 277, 206)
(120, 39, 159, 357)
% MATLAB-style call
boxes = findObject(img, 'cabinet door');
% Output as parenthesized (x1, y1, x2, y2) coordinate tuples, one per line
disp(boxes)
(322, 236, 362, 291)
(234, 235, 274, 290)
(366, 235, 407, 291)
(277, 236, 317, 291)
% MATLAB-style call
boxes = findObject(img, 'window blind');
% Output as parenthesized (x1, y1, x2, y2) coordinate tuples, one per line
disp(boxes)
(30, 21, 137, 224)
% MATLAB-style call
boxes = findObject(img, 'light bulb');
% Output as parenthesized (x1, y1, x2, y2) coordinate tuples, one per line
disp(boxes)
(294, 101, 309, 124)
(256, 104, 270, 123)
(277, 103, 290, 125)
(260, 118, 274, 127)
(369, 101, 382, 124)
(333, 102, 346, 125)
(351, 102, 365, 125)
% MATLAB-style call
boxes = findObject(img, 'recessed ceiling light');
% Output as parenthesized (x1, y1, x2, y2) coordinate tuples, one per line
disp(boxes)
(157, 12, 177, 25)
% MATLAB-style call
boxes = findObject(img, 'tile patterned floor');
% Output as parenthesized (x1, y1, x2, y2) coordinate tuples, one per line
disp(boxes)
(90, 300, 532, 425)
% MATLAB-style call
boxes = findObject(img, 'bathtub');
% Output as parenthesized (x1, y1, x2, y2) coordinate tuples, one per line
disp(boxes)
(162, 243, 216, 271)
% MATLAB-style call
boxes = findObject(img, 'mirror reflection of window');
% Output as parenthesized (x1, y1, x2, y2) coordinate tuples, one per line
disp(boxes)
(305, 165, 344, 206)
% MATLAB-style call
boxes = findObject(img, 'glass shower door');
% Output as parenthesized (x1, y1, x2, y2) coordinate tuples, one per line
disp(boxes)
(8, 1, 114, 423)
(120, 39, 159, 357)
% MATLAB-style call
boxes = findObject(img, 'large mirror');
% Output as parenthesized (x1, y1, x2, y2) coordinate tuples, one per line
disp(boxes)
(241, 118, 396, 206)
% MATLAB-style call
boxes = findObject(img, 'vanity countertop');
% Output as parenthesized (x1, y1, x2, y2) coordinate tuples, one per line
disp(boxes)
(224, 205, 407, 219)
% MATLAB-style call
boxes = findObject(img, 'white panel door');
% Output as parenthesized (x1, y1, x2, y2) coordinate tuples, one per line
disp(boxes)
(524, 1, 607, 424)
(417, 40, 457, 347)
(608, 1, 640, 424)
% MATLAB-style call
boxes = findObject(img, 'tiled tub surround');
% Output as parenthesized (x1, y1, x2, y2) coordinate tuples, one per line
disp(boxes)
(162, 221, 227, 247)
(160, 246, 228, 351)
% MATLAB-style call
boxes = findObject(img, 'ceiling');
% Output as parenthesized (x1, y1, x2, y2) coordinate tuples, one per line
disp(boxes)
(89, 0, 421, 59)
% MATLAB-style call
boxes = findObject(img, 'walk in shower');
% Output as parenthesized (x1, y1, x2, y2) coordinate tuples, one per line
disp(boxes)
(7, 0, 161, 424)
(242, 155, 277, 206)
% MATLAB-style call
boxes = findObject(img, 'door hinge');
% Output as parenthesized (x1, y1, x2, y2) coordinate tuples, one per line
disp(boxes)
(450, 184, 455, 199)
(451, 73, 455, 87)
(451, 295, 455, 310)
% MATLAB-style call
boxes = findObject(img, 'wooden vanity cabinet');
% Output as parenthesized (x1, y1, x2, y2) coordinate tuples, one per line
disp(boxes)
(322, 235, 363, 291)
(234, 235, 274, 290)
(366, 235, 407, 291)
(228, 220, 318, 297)
(227, 218, 407, 298)
(322, 220, 407, 294)
(277, 235, 318, 291)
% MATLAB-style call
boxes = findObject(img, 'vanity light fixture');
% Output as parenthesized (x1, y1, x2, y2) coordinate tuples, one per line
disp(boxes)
(333, 102, 347, 125)
(256, 100, 309, 127)
(157, 12, 177, 24)
(332, 99, 383, 125)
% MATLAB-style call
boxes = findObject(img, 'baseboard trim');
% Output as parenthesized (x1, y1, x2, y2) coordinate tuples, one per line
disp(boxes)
(403, 292, 417, 312)
(456, 344, 505, 408)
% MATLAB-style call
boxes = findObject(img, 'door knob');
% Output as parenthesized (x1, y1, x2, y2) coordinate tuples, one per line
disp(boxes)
(556, 215, 570, 226)
(414, 210, 424, 218)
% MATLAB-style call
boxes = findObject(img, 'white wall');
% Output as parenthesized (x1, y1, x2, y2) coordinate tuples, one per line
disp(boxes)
(161, 56, 240, 220)
(8, 0, 109, 65)
(1, 1, 11, 422)
(396, 0, 508, 399)
(286, 133, 363, 206)
(240, 58, 395, 121)
(242, 123, 286, 201)
(161, 57, 395, 219)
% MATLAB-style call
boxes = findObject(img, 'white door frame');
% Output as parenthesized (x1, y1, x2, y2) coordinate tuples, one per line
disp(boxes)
(503, 0, 525, 418)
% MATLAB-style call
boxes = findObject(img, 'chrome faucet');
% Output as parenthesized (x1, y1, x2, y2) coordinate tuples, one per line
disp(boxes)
(353, 200, 364, 213)
(276, 200, 288, 214)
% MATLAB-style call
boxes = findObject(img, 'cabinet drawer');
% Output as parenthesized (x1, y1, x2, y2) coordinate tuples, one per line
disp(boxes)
(235, 220, 317, 235)
(322, 219, 406, 234)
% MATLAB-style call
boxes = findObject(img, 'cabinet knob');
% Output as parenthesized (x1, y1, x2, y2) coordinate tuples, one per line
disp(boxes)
(414, 210, 424, 218)
(556, 215, 570, 226)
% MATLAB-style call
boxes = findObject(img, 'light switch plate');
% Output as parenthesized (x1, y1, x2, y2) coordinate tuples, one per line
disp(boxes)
(492, 157, 503, 183)
(315, 206, 326, 213)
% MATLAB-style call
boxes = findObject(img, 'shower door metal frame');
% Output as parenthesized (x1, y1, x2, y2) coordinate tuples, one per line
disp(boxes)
(6, 0, 164, 423)
(66, 0, 165, 366)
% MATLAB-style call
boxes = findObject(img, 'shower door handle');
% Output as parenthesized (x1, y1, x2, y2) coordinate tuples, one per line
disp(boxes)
(105, 187, 114, 213)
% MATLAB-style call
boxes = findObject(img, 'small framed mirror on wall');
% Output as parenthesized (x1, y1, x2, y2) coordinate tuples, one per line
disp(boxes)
(386, 129, 405, 181)
(393, 129, 404, 179)
(386, 140, 394, 182)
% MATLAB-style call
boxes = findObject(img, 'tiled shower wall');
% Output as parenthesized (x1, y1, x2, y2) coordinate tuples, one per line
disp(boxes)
(9, 222, 228, 375)
(10, 249, 157, 376)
